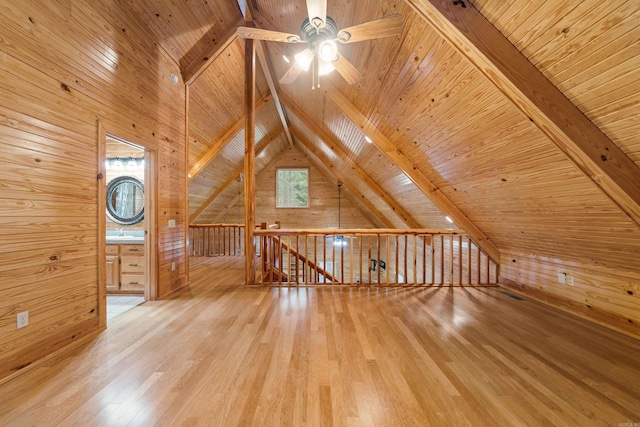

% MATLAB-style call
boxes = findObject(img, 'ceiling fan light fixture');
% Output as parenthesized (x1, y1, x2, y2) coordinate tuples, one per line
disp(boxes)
(318, 60, 335, 76)
(295, 49, 314, 71)
(318, 40, 337, 62)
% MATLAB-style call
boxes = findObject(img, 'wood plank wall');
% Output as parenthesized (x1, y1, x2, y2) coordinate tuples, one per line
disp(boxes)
(0, 0, 187, 380)
(218, 148, 376, 229)
(500, 252, 640, 339)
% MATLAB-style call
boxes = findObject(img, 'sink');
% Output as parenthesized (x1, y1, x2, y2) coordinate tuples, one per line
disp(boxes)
(106, 235, 144, 244)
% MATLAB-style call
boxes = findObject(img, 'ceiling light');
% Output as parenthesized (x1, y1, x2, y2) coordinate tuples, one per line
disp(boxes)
(295, 49, 314, 71)
(318, 60, 335, 76)
(113, 158, 124, 171)
(283, 55, 290, 63)
(126, 157, 137, 171)
(364, 135, 372, 143)
(446, 216, 454, 223)
(318, 40, 337, 62)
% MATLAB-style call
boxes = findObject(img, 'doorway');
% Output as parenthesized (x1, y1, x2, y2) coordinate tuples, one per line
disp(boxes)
(101, 133, 157, 324)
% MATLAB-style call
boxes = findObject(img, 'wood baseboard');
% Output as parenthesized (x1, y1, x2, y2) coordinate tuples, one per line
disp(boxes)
(499, 278, 640, 341)
(0, 326, 105, 387)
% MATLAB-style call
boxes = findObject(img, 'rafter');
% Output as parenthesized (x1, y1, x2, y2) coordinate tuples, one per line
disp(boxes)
(189, 132, 276, 223)
(325, 86, 500, 262)
(182, 17, 244, 86)
(278, 91, 422, 229)
(213, 193, 242, 223)
(293, 130, 394, 229)
(237, 0, 294, 148)
(188, 93, 271, 182)
(405, 0, 640, 228)
(255, 43, 294, 148)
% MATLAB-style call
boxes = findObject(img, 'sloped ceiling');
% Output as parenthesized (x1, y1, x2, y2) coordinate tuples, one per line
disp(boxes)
(134, 0, 640, 271)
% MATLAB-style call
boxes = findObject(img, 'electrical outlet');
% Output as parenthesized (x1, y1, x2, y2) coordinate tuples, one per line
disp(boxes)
(567, 275, 575, 286)
(557, 273, 566, 284)
(171, 262, 176, 271)
(168, 219, 176, 228)
(16, 311, 29, 329)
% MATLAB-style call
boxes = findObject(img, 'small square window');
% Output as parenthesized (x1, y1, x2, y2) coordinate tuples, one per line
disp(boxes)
(276, 168, 309, 208)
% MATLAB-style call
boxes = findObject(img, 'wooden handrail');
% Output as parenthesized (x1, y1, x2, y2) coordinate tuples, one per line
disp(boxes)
(254, 228, 466, 236)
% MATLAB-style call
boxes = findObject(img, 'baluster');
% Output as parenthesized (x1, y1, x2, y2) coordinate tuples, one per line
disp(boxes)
(413, 235, 417, 285)
(449, 235, 454, 285)
(477, 244, 481, 284)
(422, 235, 427, 285)
(458, 235, 462, 285)
(377, 235, 381, 285)
(486, 251, 490, 284)
(331, 235, 337, 283)
(386, 235, 391, 285)
(467, 237, 471, 285)
(278, 236, 283, 286)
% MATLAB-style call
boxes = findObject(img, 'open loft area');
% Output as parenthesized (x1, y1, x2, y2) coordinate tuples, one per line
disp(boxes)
(1, 0, 639, 424)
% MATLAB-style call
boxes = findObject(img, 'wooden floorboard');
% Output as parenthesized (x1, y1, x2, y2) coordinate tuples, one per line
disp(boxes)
(1, 256, 639, 426)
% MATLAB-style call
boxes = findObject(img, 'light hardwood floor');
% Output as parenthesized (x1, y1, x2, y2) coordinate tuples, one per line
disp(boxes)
(1, 257, 639, 426)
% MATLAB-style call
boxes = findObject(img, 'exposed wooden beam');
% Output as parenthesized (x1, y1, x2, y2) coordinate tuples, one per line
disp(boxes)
(213, 193, 241, 223)
(236, 0, 294, 148)
(255, 43, 294, 148)
(212, 137, 290, 223)
(245, 36, 257, 285)
(182, 18, 244, 86)
(325, 86, 500, 262)
(405, 0, 640, 229)
(188, 93, 271, 182)
(189, 132, 275, 223)
(293, 130, 395, 229)
(278, 91, 423, 229)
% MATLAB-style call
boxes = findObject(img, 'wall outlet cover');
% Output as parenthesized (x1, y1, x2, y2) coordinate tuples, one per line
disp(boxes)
(17, 311, 29, 329)
(557, 273, 566, 284)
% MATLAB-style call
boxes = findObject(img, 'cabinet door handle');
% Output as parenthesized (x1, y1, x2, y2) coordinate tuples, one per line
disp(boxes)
(129, 263, 139, 267)
(129, 248, 139, 252)
(129, 282, 139, 285)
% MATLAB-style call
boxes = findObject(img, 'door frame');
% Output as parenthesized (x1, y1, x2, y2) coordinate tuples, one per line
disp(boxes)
(97, 122, 158, 327)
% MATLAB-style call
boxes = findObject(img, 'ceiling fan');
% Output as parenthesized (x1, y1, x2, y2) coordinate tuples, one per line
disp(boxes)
(237, 0, 403, 88)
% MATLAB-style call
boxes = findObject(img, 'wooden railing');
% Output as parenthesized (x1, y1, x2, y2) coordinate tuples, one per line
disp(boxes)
(254, 228, 498, 286)
(260, 234, 339, 285)
(189, 224, 244, 257)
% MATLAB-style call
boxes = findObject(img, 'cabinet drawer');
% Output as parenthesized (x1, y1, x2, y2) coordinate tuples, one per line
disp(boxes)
(106, 245, 119, 255)
(121, 256, 144, 273)
(121, 245, 144, 255)
(121, 274, 144, 291)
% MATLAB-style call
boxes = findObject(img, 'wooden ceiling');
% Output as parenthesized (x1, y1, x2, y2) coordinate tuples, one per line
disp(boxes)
(133, 0, 640, 271)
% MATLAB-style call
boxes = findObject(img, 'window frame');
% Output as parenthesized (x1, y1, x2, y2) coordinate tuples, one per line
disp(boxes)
(275, 167, 310, 209)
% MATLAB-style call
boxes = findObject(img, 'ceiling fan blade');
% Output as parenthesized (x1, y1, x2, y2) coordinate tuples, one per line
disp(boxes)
(333, 54, 363, 85)
(306, 0, 327, 28)
(279, 62, 304, 85)
(337, 14, 403, 44)
(237, 26, 302, 43)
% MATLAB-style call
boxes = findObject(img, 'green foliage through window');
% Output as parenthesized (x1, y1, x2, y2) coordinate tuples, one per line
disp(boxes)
(276, 169, 309, 208)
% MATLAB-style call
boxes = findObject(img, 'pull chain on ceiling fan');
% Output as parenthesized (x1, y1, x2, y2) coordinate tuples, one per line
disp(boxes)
(237, 1, 403, 89)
